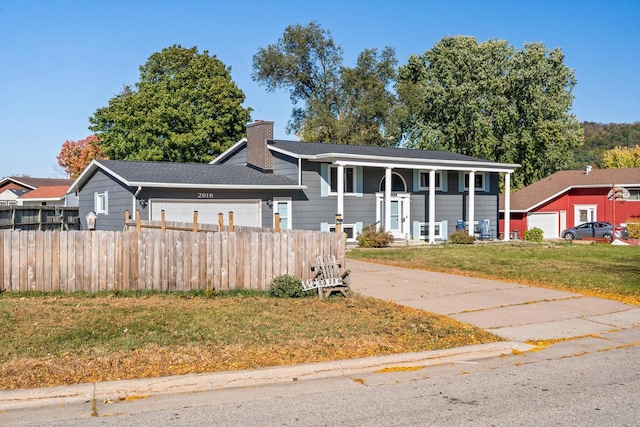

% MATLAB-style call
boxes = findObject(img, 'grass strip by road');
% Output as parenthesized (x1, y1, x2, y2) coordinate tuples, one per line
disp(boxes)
(0, 291, 499, 390)
(348, 241, 640, 305)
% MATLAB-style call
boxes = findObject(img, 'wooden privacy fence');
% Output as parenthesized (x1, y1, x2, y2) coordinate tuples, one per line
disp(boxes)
(0, 229, 346, 293)
(0, 206, 79, 231)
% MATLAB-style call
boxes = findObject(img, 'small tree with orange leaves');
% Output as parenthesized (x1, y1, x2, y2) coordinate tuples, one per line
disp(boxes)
(57, 135, 106, 178)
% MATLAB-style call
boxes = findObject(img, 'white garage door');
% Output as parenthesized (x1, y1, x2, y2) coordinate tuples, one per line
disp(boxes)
(150, 200, 261, 227)
(527, 212, 559, 239)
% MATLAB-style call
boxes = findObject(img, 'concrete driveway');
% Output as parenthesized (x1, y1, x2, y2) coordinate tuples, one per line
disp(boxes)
(347, 259, 640, 342)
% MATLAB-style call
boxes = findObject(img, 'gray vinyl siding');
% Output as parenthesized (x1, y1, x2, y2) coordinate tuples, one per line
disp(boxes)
(292, 161, 338, 230)
(219, 147, 299, 181)
(290, 163, 407, 231)
(272, 151, 299, 181)
(217, 146, 247, 166)
(64, 192, 79, 207)
(77, 170, 134, 231)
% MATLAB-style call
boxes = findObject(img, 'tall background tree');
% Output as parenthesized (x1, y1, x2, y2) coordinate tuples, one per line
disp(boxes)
(252, 22, 402, 145)
(397, 36, 583, 189)
(57, 135, 105, 178)
(90, 45, 251, 162)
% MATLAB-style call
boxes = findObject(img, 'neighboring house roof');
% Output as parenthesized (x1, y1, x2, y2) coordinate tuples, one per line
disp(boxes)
(0, 189, 30, 202)
(0, 177, 73, 190)
(18, 186, 70, 201)
(69, 159, 303, 193)
(5, 189, 30, 197)
(214, 139, 519, 172)
(500, 168, 640, 212)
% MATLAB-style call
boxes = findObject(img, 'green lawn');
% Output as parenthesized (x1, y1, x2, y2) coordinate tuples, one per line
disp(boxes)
(348, 242, 640, 304)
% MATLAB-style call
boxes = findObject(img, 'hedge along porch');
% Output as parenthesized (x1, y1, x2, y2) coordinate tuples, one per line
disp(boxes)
(0, 229, 346, 293)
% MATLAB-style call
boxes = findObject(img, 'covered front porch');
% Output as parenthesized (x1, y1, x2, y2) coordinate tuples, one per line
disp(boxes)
(329, 159, 517, 243)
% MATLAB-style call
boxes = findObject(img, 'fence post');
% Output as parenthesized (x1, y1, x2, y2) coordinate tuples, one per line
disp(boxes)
(193, 211, 199, 233)
(136, 210, 141, 232)
(275, 213, 281, 232)
(335, 213, 343, 234)
(161, 210, 166, 232)
(218, 212, 224, 231)
(229, 211, 234, 232)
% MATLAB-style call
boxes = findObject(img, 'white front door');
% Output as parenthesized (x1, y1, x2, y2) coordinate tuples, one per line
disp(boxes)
(376, 193, 411, 239)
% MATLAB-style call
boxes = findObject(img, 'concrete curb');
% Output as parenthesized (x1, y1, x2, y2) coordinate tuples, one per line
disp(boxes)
(0, 341, 533, 411)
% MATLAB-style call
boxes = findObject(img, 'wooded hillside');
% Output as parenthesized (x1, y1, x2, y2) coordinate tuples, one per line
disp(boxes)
(568, 122, 640, 169)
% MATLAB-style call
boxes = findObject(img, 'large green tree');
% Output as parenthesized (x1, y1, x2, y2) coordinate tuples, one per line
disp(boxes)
(90, 45, 251, 162)
(252, 22, 402, 146)
(398, 36, 583, 189)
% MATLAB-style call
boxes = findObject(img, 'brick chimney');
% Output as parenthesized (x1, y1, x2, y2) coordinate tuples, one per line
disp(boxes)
(246, 120, 274, 172)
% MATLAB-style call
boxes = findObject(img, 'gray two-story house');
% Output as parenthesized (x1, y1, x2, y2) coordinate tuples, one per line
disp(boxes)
(70, 120, 519, 241)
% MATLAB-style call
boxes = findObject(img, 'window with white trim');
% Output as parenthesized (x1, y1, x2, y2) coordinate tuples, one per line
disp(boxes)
(627, 188, 640, 201)
(94, 192, 108, 214)
(419, 222, 443, 239)
(329, 223, 356, 242)
(329, 166, 355, 194)
(419, 171, 442, 191)
(379, 172, 407, 192)
(464, 173, 485, 191)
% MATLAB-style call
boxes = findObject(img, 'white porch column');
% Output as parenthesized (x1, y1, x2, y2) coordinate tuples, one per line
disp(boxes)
(428, 169, 436, 244)
(337, 164, 344, 220)
(384, 167, 392, 232)
(503, 172, 511, 241)
(468, 171, 475, 237)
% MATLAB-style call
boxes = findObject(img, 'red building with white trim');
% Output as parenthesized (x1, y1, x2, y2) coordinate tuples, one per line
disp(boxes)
(499, 167, 640, 239)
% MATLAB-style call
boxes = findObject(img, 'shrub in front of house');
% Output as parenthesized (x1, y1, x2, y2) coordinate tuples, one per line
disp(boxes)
(268, 275, 306, 298)
(356, 224, 394, 248)
(448, 230, 476, 244)
(524, 227, 544, 243)
(626, 218, 640, 239)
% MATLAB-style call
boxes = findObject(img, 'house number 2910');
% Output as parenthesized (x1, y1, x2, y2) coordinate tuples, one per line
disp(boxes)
(197, 192, 214, 199)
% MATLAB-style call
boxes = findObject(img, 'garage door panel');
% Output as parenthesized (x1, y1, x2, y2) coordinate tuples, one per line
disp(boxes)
(151, 200, 261, 227)
(528, 212, 559, 239)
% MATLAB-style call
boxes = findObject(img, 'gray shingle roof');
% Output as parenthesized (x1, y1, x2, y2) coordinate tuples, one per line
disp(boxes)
(2, 177, 73, 189)
(96, 160, 298, 187)
(270, 140, 496, 163)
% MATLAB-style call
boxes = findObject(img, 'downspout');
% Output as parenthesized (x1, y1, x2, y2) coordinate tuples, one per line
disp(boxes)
(133, 186, 142, 219)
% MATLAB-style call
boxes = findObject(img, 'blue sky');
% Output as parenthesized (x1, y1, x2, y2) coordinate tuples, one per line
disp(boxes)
(1, 0, 638, 177)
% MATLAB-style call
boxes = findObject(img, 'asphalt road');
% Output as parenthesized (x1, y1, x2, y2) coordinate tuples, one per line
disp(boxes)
(7, 341, 639, 427)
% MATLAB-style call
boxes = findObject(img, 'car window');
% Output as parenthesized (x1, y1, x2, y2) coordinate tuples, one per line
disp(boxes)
(576, 223, 590, 229)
